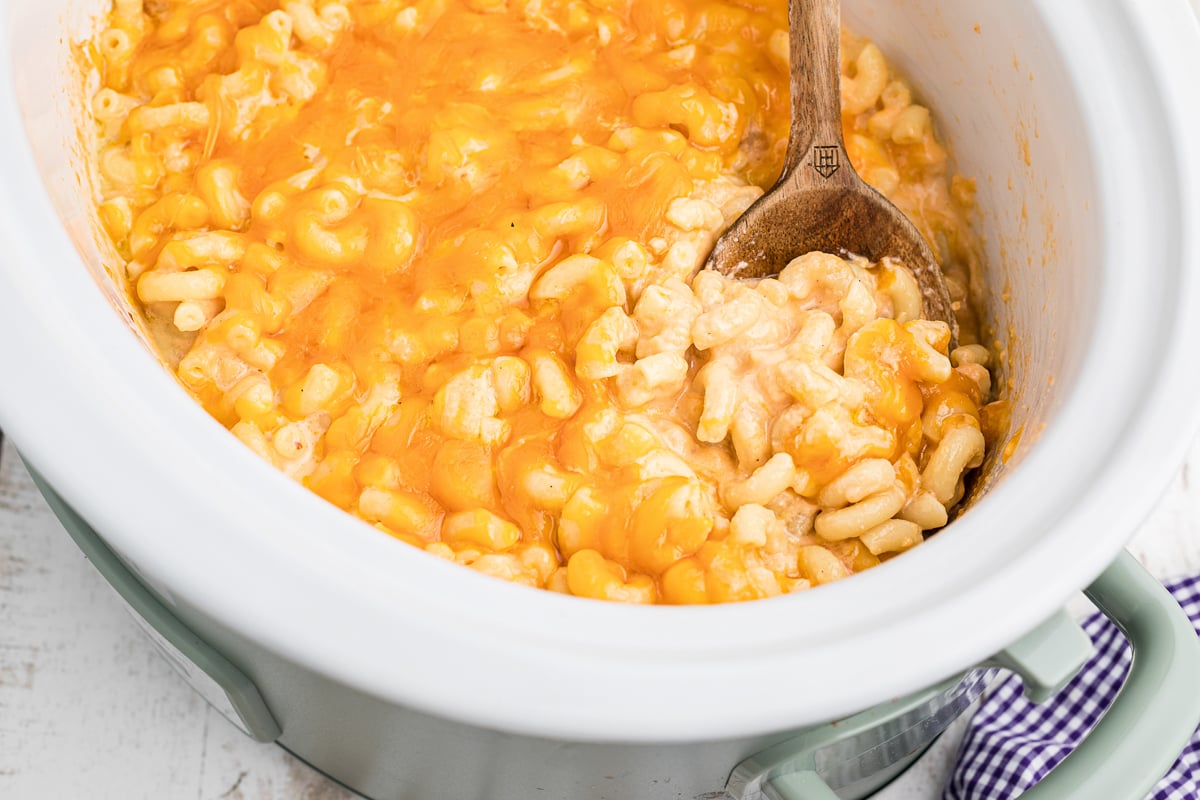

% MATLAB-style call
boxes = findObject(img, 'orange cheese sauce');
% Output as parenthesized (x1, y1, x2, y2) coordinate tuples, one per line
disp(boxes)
(90, 0, 995, 604)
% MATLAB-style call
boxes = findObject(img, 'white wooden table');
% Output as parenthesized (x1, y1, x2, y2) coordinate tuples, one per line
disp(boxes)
(3, 431, 1200, 800)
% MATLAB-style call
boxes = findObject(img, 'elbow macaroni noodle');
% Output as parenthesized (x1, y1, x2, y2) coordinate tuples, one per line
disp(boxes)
(88, 0, 1002, 604)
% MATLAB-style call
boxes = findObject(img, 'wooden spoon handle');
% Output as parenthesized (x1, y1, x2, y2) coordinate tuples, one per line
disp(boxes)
(781, 0, 852, 189)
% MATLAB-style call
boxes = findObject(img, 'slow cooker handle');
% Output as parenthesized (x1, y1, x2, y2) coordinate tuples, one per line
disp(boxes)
(759, 551, 1200, 800)
(1019, 551, 1200, 799)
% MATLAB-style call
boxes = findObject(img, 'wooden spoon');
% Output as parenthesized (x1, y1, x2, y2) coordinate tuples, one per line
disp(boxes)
(702, 0, 958, 342)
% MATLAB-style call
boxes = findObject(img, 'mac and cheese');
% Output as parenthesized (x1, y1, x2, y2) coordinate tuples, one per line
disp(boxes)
(89, 0, 999, 604)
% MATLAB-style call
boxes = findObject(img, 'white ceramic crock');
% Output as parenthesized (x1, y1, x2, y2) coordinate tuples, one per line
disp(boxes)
(1, 0, 1199, 798)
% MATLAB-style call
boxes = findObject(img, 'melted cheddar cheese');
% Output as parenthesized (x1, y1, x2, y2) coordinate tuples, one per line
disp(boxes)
(89, 0, 996, 604)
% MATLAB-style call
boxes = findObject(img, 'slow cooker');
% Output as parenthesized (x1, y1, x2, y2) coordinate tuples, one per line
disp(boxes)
(2, 0, 1200, 798)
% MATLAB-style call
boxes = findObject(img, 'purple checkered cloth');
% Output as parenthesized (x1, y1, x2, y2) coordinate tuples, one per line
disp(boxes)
(945, 574, 1200, 800)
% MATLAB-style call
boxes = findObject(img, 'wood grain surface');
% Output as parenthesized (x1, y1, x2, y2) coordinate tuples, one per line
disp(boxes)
(703, 0, 958, 335)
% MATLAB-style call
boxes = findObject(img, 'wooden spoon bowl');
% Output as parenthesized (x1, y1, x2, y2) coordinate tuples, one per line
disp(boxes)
(703, 0, 958, 341)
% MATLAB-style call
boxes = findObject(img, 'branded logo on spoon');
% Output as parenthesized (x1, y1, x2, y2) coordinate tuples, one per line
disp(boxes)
(812, 145, 840, 179)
